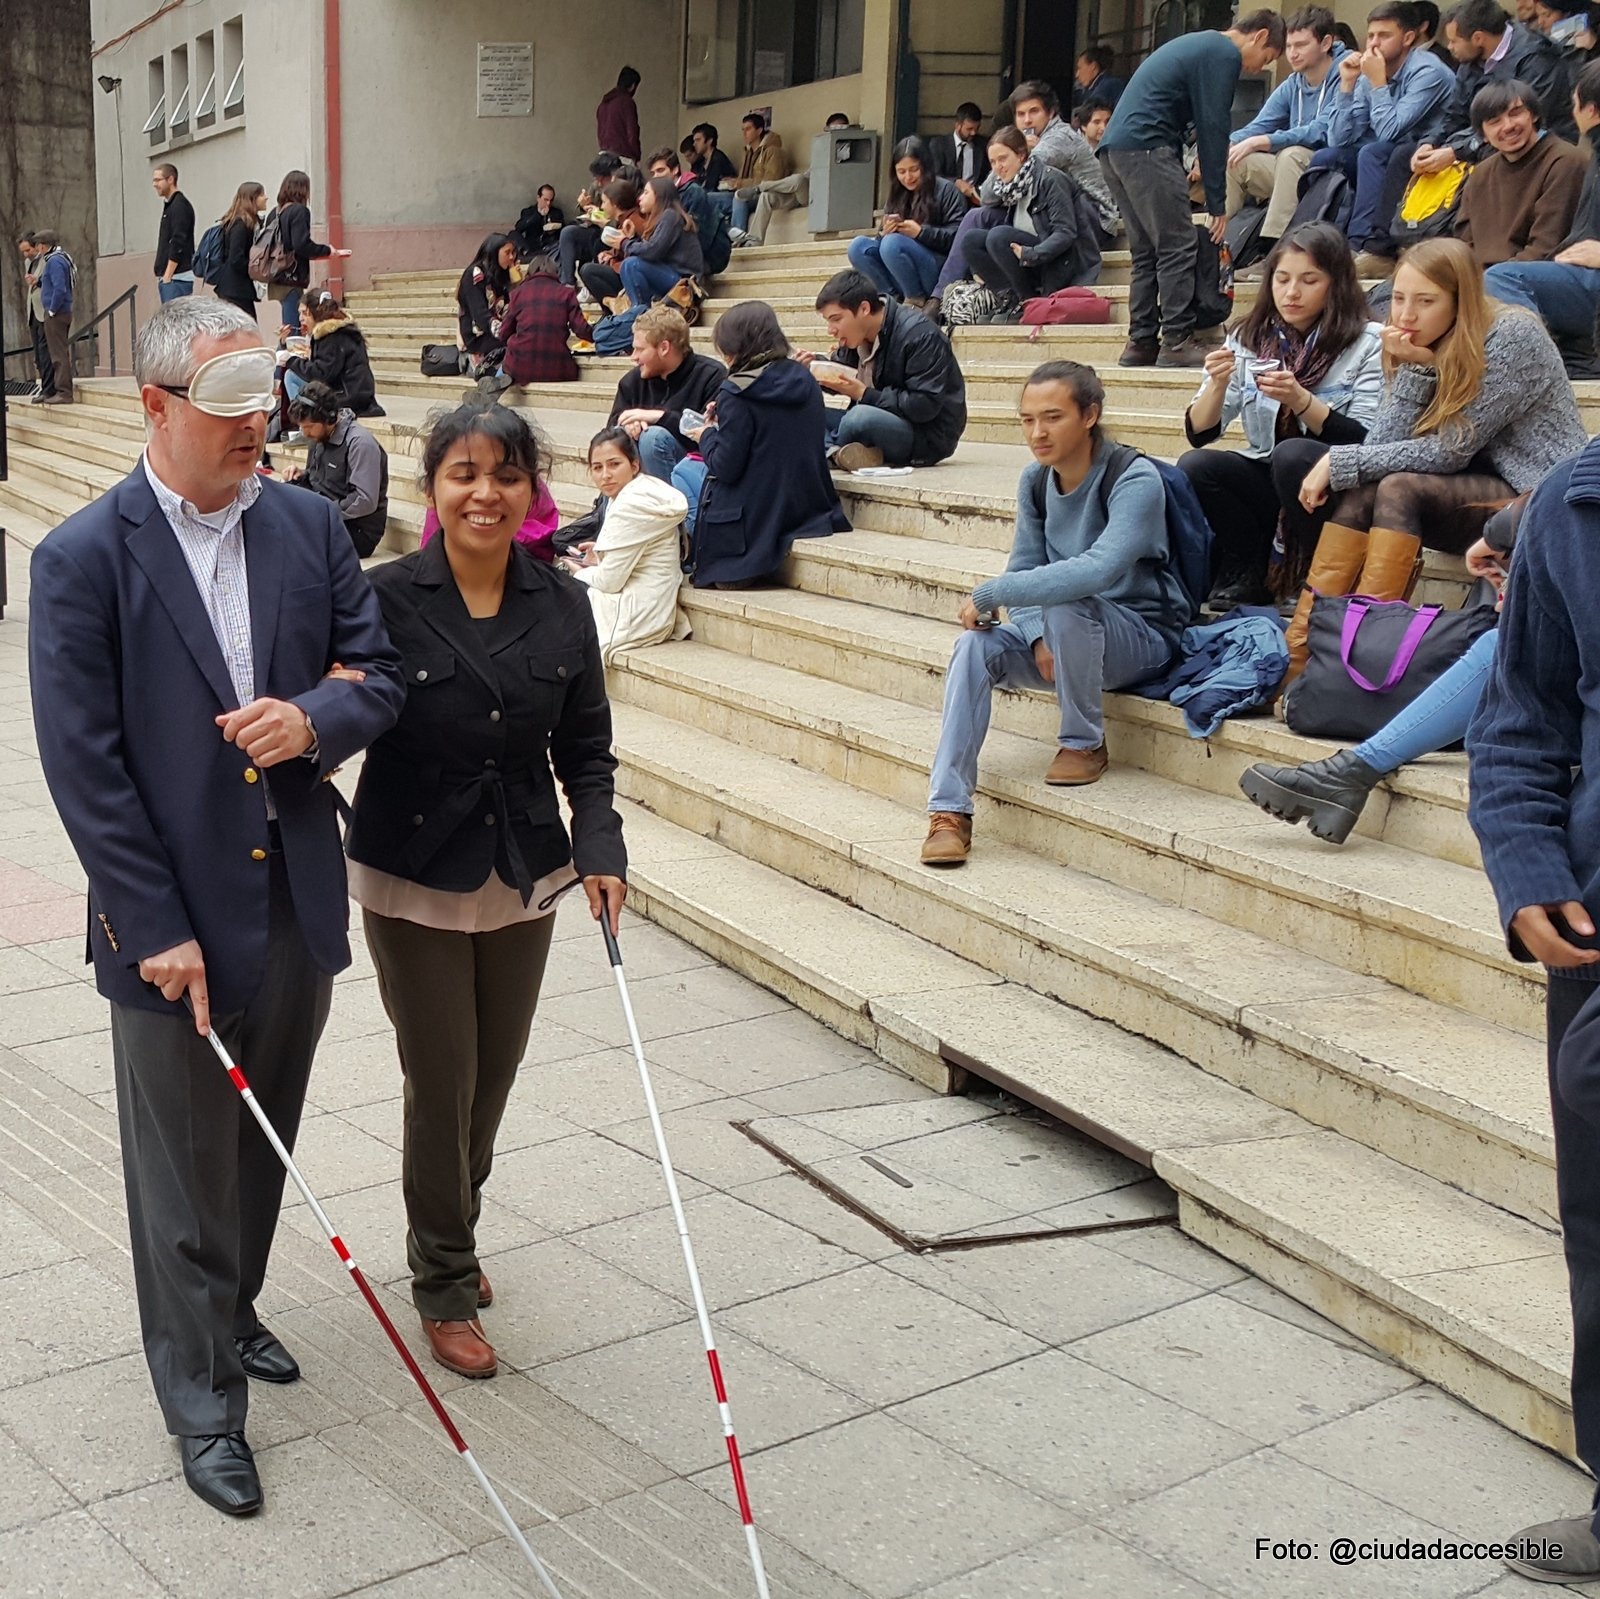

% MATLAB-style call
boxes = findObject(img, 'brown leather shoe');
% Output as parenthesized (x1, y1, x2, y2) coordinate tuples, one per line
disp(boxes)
(421, 1316, 497, 1378)
(920, 811, 972, 866)
(1045, 745, 1108, 786)
(477, 1271, 493, 1309)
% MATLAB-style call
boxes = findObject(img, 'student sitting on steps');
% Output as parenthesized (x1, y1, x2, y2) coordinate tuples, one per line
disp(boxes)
(1281, 236, 1585, 683)
(921, 362, 1192, 866)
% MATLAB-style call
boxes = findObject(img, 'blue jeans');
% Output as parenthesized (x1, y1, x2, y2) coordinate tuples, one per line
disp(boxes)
(1308, 141, 1397, 250)
(928, 600, 1174, 813)
(158, 278, 195, 303)
(620, 256, 684, 308)
(638, 424, 688, 482)
(283, 368, 306, 405)
(673, 457, 708, 535)
(279, 288, 303, 331)
(732, 193, 756, 233)
(825, 403, 918, 466)
(1484, 260, 1600, 339)
(1353, 626, 1497, 773)
(935, 206, 1005, 295)
(847, 234, 944, 300)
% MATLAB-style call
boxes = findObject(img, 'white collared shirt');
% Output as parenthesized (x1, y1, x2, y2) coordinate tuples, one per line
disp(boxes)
(142, 453, 261, 709)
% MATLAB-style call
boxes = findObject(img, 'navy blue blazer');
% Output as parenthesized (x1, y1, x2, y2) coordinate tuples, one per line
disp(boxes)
(29, 465, 405, 1015)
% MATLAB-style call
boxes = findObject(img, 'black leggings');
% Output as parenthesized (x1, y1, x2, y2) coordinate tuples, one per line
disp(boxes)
(579, 262, 623, 302)
(1179, 439, 1332, 590)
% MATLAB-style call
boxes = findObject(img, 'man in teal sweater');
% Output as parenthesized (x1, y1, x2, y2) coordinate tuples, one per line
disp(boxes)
(922, 363, 1192, 866)
(1099, 12, 1284, 368)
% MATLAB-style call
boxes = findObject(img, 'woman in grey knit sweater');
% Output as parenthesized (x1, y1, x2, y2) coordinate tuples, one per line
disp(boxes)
(1277, 238, 1586, 683)
(1295, 240, 1585, 562)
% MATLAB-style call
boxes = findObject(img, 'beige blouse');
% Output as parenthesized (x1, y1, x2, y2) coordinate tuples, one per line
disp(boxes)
(348, 858, 579, 933)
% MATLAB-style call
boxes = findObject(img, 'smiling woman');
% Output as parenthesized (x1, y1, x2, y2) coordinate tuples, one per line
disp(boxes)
(342, 401, 628, 1381)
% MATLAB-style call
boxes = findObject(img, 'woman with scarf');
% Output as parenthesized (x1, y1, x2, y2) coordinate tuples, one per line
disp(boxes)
(456, 233, 516, 369)
(846, 137, 970, 311)
(957, 126, 1097, 323)
(1179, 223, 1384, 610)
(672, 300, 849, 588)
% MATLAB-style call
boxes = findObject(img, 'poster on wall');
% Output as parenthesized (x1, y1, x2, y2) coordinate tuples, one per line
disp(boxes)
(478, 42, 534, 117)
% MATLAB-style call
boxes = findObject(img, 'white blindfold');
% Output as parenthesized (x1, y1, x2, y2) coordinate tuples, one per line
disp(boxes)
(158, 347, 277, 418)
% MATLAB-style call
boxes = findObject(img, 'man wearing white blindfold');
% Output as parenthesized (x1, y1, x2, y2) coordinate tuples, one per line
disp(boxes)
(27, 297, 406, 1519)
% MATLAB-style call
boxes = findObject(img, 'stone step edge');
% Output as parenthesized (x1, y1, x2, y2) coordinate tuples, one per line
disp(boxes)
(615, 796, 1574, 1462)
(613, 641, 1522, 1002)
(605, 696, 1554, 1222)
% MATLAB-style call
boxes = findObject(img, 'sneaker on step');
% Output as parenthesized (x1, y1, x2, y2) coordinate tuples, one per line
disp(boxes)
(1503, 1515, 1600, 1583)
(729, 226, 748, 245)
(576, 288, 596, 307)
(1045, 744, 1108, 785)
(1156, 337, 1209, 368)
(833, 443, 885, 472)
(1353, 250, 1397, 279)
(733, 234, 759, 248)
(1117, 339, 1159, 367)
(921, 812, 972, 866)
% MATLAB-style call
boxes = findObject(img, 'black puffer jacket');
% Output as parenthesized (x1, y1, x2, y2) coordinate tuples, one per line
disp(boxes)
(831, 297, 968, 465)
(285, 316, 383, 417)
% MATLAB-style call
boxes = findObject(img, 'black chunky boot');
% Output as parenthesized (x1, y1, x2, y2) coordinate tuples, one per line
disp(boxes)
(1239, 750, 1385, 845)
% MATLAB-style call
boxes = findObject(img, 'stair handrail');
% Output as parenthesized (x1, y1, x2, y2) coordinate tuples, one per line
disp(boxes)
(3, 284, 140, 382)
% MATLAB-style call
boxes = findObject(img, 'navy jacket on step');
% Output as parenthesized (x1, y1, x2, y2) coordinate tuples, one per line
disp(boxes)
(29, 467, 405, 1014)
(694, 358, 850, 587)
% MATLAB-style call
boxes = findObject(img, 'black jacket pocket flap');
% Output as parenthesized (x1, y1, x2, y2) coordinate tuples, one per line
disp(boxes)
(408, 652, 456, 687)
(527, 651, 582, 684)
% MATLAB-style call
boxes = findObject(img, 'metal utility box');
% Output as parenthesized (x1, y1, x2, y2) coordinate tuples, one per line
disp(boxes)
(808, 127, 879, 233)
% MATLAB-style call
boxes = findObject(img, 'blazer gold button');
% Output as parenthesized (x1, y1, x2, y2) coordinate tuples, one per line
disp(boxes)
(244, 768, 259, 784)
(489, 709, 501, 722)
(251, 848, 267, 861)
(416, 669, 429, 682)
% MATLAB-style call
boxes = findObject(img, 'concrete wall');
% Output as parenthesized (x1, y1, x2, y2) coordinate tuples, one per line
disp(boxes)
(92, 0, 321, 333)
(337, 0, 682, 281)
(2, 0, 98, 386)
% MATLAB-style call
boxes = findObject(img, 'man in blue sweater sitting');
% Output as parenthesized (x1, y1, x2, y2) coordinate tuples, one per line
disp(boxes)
(1467, 432, 1600, 1586)
(1098, 11, 1284, 369)
(922, 363, 1191, 866)
(1227, 7, 1349, 248)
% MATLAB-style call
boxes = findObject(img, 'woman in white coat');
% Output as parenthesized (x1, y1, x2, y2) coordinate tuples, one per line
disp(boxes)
(559, 427, 691, 663)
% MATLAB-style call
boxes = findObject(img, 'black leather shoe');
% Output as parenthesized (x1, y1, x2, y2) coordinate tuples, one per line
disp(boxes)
(1240, 750, 1386, 845)
(235, 1326, 301, 1384)
(180, 1432, 262, 1516)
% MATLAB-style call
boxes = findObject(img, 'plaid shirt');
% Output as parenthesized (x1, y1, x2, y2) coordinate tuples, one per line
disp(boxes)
(499, 275, 593, 385)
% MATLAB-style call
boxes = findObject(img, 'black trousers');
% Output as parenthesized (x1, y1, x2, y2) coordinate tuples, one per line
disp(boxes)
(558, 223, 602, 287)
(110, 852, 333, 1436)
(960, 225, 1076, 302)
(364, 909, 556, 1322)
(1179, 438, 1330, 590)
(28, 312, 54, 394)
(579, 262, 624, 302)
(1547, 977, 1600, 1510)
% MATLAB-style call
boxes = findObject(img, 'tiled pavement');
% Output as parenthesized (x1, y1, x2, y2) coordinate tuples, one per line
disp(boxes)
(2, 541, 1599, 1599)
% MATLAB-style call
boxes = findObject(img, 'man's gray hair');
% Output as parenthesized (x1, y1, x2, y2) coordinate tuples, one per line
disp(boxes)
(133, 297, 262, 387)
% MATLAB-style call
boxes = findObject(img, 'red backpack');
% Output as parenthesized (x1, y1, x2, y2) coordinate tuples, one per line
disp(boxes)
(1020, 287, 1111, 327)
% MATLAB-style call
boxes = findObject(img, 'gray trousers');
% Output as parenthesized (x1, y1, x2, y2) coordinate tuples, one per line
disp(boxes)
(110, 852, 333, 1436)
(1099, 147, 1199, 346)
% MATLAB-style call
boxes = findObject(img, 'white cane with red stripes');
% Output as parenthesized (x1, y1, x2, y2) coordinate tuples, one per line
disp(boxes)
(599, 916, 773, 1599)
(195, 1023, 567, 1599)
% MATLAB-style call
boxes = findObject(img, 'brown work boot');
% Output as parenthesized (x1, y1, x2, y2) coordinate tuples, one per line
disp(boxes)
(421, 1316, 497, 1378)
(1045, 745, 1108, 785)
(477, 1271, 493, 1309)
(1117, 339, 1158, 367)
(921, 811, 972, 866)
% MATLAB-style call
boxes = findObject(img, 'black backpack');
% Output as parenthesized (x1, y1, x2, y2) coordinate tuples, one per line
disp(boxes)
(1285, 166, 1354, 234)
(1192, 225, 1233, 331)
(1224, 199, 1271, 271)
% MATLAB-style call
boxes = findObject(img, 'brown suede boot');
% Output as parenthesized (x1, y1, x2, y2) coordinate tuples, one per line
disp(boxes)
(1282, 521, 1370, 690)
(921, 812, 972, 866)
(1354, 525, 1423, 602)
(1045, 745, 1108, 785)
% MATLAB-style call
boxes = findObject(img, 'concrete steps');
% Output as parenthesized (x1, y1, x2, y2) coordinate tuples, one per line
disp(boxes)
(16, 356, 1575, 1464)
(611, 741, 1574, 1464)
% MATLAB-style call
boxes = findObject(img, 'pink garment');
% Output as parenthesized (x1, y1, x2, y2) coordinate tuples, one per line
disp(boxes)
(419, 481, 560, 563)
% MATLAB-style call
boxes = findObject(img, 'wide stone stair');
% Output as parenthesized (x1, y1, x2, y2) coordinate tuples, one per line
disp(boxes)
(1, 236, 1589, 1470)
